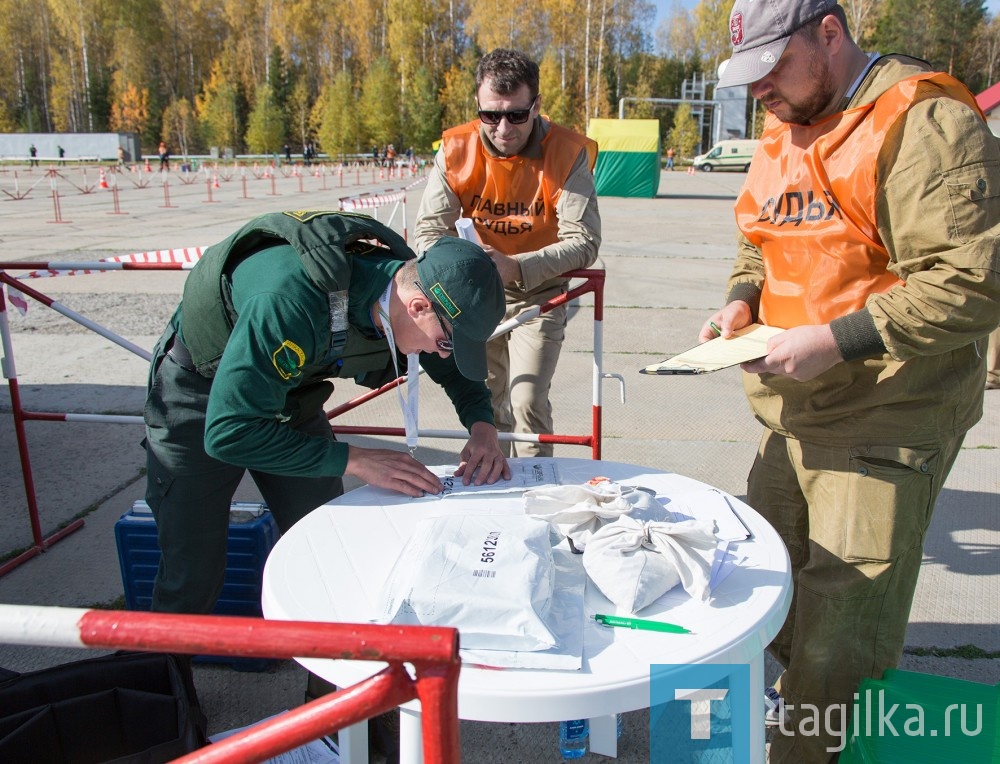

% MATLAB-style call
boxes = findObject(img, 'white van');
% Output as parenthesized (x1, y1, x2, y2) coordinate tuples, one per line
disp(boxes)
(693, 139, 759, 172)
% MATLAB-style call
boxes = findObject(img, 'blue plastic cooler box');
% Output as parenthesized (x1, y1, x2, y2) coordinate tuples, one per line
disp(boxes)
(114, 500, 280, 671)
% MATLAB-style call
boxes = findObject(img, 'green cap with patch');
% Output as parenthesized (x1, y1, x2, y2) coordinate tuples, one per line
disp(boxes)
(416, 236, 504, 381)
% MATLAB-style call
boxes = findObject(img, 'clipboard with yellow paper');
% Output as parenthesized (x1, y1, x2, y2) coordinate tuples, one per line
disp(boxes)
(640, 323, 785, 375)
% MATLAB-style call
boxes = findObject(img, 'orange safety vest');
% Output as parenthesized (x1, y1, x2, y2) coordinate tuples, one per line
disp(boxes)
(442, 120, 598, 254)
(735, 73, 983, 328)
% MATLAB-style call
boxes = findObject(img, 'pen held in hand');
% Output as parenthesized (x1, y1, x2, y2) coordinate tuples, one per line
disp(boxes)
(594, 613, 691, 634)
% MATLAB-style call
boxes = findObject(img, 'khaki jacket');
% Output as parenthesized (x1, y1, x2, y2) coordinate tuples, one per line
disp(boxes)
(728, 55, 1000, 445)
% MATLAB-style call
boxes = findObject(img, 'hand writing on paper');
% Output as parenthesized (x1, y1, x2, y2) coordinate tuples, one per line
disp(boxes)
(699, 301, 753, 342)
(742, 324, 843, 381)
(344, 446, 443, 497)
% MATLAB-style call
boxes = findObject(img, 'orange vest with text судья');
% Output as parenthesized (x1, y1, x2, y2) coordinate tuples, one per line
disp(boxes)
(442, 120, 597, 254)
(735, 72, 983, 328)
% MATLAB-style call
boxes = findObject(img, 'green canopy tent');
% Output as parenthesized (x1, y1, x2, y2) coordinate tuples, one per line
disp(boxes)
(586, 119, 661, 198)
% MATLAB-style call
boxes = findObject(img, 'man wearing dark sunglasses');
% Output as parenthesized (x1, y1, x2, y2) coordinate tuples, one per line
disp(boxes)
(415, 48, 601, 458)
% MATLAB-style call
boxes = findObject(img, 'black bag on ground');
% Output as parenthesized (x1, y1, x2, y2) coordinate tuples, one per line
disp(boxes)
(0, 652, 206, 763)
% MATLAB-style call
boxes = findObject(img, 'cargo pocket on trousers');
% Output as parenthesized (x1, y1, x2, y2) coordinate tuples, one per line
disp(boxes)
(844, 445, 938, 562)
(144, 449, 176, 510)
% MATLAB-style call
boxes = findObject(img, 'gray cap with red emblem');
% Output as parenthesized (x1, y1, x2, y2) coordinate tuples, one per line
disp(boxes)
(716, 0, 838, 89)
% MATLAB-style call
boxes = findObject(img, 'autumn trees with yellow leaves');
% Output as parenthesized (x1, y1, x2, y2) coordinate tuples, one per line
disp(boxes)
(1, 0, 996, 158)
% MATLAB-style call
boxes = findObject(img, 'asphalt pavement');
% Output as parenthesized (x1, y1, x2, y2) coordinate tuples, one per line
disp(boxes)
(0, 160, 996, 761)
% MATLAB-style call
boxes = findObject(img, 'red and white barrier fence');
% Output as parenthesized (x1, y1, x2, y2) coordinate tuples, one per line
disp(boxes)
(0, 605, 461, 764)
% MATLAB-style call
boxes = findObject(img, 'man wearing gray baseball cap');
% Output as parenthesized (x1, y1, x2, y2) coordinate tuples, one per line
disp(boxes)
(704, 2, 1000, 761)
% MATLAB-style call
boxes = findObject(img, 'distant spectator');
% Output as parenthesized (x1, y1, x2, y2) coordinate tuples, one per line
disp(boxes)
(158, 142, 170, 172)
(117, 146, 126, 168)
(58, 145, 66, 166)
(284, 143, 292, 164)
(665, 146, 675, 171)
(28, 144, 38, 168)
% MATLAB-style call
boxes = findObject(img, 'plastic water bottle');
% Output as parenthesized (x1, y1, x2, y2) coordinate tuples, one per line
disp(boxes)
(559, 718, 588, 759)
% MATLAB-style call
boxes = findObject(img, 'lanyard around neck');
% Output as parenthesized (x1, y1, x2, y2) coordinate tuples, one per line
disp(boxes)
(377, 282, 419, 452)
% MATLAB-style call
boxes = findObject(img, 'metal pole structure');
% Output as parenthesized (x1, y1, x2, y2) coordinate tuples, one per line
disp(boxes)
(0, 286, 85, 576)
(0, 605, 462, 764)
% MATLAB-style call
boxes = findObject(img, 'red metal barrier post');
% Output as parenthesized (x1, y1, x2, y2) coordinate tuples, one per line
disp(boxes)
(0, 605, 461, 764)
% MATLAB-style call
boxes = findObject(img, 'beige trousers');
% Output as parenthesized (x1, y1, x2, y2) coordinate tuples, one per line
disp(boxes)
(748, 429, 963, 763)
(486, 286, 566, 458)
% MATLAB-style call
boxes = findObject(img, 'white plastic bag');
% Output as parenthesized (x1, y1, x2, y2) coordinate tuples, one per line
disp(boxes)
(376, 514, 558, 651)
(582, 515, 718, 613)
(523, 480, 670, 551)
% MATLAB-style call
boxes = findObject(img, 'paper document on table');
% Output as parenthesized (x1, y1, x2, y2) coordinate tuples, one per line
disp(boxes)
(433, 461, 561, 497)
(640, 323, 785, 375)
(362, 461, 561, 505)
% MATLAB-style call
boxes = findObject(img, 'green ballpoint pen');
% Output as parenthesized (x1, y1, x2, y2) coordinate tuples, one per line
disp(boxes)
(594, 613, 691, 634)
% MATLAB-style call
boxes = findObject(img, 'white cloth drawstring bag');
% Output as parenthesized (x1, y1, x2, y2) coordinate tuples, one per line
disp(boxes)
(523, 481, 669, 551)
(582, 515, 718, 613)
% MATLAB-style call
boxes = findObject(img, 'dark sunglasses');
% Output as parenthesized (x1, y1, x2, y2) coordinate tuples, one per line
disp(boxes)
(477, 95, 538, 126)
(413, 282, 454, 352)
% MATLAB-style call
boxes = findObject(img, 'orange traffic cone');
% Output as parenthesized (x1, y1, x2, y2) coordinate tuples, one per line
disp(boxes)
(144, 157, 151, 173)
(687, 165, 695, 175)
(99, 168, 109, 189)
(212, 173, 220, 189)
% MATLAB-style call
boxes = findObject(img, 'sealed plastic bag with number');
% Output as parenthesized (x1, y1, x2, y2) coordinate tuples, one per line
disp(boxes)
(376, 514, 559, 651)
(583, 515, 718, 613)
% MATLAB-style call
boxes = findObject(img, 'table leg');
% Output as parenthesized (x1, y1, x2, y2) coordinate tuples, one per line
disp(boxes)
(589, 713, 619, 757)
(338, 720, 369, 764)
(400, 706, 424, 764)
(749, 651, 765, 764)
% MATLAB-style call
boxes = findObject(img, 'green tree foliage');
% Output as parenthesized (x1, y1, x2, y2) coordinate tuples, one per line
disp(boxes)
(872, 0, 987, 90)
(539, 52, 577, 127)
(287, 77, 312, 150)
(313, 69, 358, 159)
(668, 101, 699, 160)
(440, 47, 478, 130)
(0, 0, 993, 158)
(245, 83, 285, 153)
(402, 66, 442, 152)
(197, 55, 245, 153)
(162, 97, 196, 155)
(360, 57, 401, 147)
(623, 55, 658, 118)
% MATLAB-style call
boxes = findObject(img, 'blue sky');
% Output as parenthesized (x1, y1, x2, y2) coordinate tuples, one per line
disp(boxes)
(652, 0, 1000, 29)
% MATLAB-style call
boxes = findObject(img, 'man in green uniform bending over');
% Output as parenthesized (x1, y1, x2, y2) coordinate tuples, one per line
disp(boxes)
(144, 210, 508, 615)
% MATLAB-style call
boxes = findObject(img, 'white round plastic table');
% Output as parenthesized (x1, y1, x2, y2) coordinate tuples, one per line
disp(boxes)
(261, 457, 791, 763)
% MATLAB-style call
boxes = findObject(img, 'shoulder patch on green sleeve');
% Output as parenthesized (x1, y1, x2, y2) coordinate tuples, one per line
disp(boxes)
(272, 339, 305, 379)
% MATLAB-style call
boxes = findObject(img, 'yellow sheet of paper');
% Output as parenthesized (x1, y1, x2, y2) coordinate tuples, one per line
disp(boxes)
(641, 324, 786, 375)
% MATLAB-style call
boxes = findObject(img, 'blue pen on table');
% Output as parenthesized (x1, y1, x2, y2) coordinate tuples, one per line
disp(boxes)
(594, 613, 691, 634)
